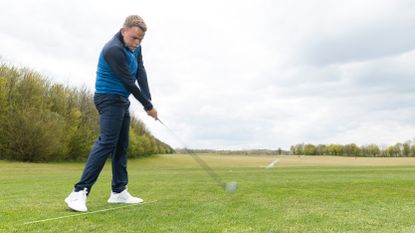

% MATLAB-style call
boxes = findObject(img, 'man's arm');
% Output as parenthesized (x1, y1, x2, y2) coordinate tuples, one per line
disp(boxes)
(135, 47, 152, 101)
(104, 46, 153, 111)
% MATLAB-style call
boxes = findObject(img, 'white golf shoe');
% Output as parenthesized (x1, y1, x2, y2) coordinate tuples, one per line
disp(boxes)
(65, 188, 88, 212)
(107, 189, 143, 204)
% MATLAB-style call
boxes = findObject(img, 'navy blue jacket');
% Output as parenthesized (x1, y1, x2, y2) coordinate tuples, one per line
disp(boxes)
(95, 31, 153, 110)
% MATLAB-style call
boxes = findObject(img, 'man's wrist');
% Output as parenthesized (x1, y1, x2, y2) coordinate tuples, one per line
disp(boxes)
(144, 104, 153, 111)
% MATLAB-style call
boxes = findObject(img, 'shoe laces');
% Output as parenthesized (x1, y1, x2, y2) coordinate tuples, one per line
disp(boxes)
(113, 189, 131, 199)
(123, 189, 134, 198)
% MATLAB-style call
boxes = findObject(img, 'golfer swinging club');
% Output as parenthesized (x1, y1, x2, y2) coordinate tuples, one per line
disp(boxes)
(65, 15, 158, 212)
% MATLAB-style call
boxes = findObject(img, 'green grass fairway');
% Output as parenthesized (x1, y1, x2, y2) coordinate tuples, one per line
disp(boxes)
(2, 155, 415, 232)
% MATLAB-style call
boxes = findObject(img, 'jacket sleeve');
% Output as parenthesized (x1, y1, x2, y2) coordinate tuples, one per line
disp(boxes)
(104, 46, 153, 111)
(135, 47, 152, 101)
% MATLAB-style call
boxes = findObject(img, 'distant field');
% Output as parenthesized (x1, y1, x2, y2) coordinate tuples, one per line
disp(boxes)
(2, 154, 415, 232)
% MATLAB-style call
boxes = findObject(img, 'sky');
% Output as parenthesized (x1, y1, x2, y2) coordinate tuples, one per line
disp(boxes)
(1, 0, 414, 150)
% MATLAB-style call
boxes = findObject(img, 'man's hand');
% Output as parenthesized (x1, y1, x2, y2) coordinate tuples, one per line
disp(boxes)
(146, 108, 158, 120)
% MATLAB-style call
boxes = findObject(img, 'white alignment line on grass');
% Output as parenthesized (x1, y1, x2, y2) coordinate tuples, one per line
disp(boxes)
(23, 200, 158, 225)
(265, 159, 279, 169)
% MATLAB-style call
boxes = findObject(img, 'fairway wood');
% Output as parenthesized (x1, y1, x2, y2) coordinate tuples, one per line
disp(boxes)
(225, 181, 238, 193)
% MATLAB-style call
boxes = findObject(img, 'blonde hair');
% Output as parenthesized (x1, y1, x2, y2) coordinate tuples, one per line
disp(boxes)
(123, 15, 147, 32)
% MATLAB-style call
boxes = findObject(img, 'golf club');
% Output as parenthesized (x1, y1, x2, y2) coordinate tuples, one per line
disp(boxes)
(157, 118, 237, 193)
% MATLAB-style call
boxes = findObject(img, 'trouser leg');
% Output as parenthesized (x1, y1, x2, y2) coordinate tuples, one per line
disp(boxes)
(111, 110, 130, 193)
(74, 95, 128, 193)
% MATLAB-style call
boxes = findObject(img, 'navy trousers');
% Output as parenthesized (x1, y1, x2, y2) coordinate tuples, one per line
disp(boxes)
(74, 94, 130, 193)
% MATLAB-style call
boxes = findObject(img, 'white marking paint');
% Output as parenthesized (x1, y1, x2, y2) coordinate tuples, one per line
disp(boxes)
(265, 159, 279, 169)
(23, 200, 158, 225)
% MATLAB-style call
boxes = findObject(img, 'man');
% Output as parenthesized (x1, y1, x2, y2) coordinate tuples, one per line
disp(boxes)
(65, 15, 158, 212)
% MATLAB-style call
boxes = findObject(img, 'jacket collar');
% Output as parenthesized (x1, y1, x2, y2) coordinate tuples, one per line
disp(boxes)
(115, 30, 126, 47)
(115, 30, 141, 52)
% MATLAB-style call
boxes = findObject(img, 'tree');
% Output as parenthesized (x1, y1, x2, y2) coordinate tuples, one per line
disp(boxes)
(410, 145, 415, 157)
(0, 76, 9, 158)
(366, 144, 381, 157)
(344, 143, 361, 157)
(403, 142, 411, 157)
(316, 144, 327, 155)
(290, 146, 295, 155)
(304, 144, 317, 155)
(293, 144, 305, 155)
(386, 144, 404, 157)
(327, 144, 343, 155)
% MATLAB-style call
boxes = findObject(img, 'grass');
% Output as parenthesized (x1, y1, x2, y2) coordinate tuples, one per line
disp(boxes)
(2, 155, 415, 232)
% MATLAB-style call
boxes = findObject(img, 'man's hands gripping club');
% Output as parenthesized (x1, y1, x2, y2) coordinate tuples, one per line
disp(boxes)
(146, 108, 158, 120)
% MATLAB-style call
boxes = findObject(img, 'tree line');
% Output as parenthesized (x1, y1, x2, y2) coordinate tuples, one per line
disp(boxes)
(0, 63, 173, 162)
(175, 148, 290, 155)
(290, 141, 415, 157)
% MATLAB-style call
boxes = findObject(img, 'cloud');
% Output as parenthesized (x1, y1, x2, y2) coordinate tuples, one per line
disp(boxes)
(303, 18, 415, 66)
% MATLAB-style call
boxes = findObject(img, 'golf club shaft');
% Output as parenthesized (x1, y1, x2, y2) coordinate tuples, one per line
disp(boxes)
(157, 119, 225, 188)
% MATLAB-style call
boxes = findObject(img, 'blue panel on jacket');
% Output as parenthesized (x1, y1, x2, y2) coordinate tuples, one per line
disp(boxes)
(95, 35, 139, 97)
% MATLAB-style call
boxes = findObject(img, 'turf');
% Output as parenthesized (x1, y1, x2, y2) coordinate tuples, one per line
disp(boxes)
(2, 155, 415, 232)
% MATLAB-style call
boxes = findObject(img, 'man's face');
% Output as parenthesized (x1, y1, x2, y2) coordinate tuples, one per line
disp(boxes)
(121, 26, 145, 51)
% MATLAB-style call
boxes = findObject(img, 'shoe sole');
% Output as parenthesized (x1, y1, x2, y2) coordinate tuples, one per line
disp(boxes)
(107, 199, 144, 204)
(65, 199, 88, 212)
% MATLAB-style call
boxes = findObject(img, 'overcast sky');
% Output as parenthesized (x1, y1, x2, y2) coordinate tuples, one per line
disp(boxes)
(1, 0, 414, 150)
